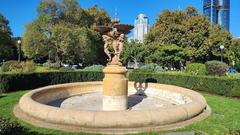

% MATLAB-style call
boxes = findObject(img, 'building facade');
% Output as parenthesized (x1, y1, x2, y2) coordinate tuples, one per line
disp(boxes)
(133, 14, 150, 43)
(203, 0, 230, 31)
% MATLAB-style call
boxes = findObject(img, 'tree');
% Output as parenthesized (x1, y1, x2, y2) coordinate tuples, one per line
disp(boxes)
(229, 38, 240, 64)
(22, 22, 49, 63)
(144, 6, 233, 64)
(145, 44, 187, 68)
(206, 25, 233, 63)
(121, 40, 146, 67)
(0, 13, 16, 62)
(85, 5, 111, 27)
(22, 0, 111, 65)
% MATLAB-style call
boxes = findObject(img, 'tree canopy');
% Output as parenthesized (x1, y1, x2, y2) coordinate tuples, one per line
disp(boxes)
(144, 7, 233, 65)
(0, 13, 17, 61)
(22, 0, 111, 65)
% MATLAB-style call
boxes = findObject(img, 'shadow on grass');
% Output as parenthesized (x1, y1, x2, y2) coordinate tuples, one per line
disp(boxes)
(0, 95, 7, 99)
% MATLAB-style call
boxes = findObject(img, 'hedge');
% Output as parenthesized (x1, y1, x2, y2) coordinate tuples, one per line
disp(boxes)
(129, 71, 240, 97)
(1, 70, 240, 97)
(0, 71, 103, 93)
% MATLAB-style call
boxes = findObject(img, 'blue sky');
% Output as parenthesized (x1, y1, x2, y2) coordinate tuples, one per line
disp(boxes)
(0, 0, 239, 38)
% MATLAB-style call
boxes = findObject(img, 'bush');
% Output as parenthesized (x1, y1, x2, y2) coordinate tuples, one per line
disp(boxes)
(129, 71, 240, 97)
(83, 65, 105, 71)
(0, 71, 103, 93)
(59, 67, 74, 72)
(136, 63, 163, 72)
(185, 63, 206, 75)
(1, 60, 18, 72)
(0, 118, 26, 135)
(1, 61, 36, 73)
(22, 61, 36, 73)
(205, 61, 228, 76)
(235, 63, 240, 72)
(48, 62, 61, 69)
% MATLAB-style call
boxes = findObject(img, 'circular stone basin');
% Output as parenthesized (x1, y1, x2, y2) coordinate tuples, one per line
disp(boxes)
(14, 82, 210, 134)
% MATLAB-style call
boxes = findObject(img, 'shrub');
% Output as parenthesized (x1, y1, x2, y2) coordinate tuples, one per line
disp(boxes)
(0, 71, 103, 93)
(48, 62, 61, 69)
(235, 63, 240, 72)
(0, 118, 26, 135)
(1, 61, 36, 73)
(205, 60, 228, 76)
(1, 60, 18, 72)
(22, 61, 36, 73)
(129, 71, 240, 97)
(185, 63, 206, 75)
(59, 67, 74, 72)
(136, 63, 163, 72)
(83, 65, 105, 71)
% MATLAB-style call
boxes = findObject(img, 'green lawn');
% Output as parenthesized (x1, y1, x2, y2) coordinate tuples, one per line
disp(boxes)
(0, 91, 240, 135)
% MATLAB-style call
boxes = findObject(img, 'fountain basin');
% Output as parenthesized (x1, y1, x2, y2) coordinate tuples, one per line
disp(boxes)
(14, 81, 210, 134)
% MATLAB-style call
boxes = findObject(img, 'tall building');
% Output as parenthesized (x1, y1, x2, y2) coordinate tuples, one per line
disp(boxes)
(133, 14, 150, 43)
(203, 0, 230, 31)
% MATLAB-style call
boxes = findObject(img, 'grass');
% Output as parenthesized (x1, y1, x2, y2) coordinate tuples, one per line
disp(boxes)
(35, 66, 59, 72)
(1, 91, 240, 135)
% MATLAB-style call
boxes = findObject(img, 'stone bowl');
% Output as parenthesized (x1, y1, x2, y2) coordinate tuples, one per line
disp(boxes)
(14, 82, 210, 134)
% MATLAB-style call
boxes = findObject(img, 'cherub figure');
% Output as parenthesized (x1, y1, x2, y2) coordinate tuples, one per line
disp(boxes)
(117, 34, 125, 58)
(102, 35, 112, 63)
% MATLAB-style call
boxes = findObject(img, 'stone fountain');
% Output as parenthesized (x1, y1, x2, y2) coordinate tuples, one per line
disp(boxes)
(14, 14, 210, 134)
(94, 16, 134, 111)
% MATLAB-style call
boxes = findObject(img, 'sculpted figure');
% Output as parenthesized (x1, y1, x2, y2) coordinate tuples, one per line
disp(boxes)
(102, 35, 112, 63)
(117, 34, 125, 58)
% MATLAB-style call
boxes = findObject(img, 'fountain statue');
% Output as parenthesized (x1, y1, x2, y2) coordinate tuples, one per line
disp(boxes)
(14, 11, 209, 134)
(94, 13, 134, 110)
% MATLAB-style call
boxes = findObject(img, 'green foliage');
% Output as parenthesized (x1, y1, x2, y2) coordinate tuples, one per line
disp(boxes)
(235, 63, 240, 72)
(1, 61, 36, 73)
(0, 118, 26, 135)
(83, 65, 105, 71)
(229, 38, 240, 63)
(185, 63, 206, 75)
(22, 0, 111, 65)
(59, 67, 74, 72)
(121, 40, 146, 67)
(0, 71, 103, 93)
(144, 6, 233, 63)
(0, 13, 17, 61)
(145, 44, 187, 68)
(129, 72, 240, 97)
(1, 60, 18, 72)
(48, 62, 61, 69)
(205, 60, 228, 76)
(136, 63, 163, 72)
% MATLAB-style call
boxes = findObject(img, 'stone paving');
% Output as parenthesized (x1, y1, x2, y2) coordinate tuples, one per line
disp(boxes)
(49, 88, 180, 111)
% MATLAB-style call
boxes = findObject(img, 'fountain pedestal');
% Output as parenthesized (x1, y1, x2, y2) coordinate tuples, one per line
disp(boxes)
(103, 65, 128, 111)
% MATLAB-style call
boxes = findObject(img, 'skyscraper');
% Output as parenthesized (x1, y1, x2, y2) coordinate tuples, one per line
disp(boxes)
(203, 0, 230, 31)
(133, 14, 150, 43)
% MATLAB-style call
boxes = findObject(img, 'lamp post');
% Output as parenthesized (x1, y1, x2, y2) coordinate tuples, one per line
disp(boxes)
(17, 39, 21, 62)
(220, 45, 224, 62)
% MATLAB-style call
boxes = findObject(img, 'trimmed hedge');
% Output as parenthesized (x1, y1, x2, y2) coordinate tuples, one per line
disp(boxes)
(1, 70, 240, 97)
(185, 63, 206, 75)
(0, 71, 103, 93)
(129, 71, 240, 97)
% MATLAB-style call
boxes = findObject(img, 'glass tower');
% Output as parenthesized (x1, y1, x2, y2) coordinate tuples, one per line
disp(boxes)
(203, 0, 230, 31)
(133, 14, 150, 43)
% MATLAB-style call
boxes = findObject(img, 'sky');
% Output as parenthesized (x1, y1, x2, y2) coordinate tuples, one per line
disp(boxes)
(0, 0, 239, 38)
